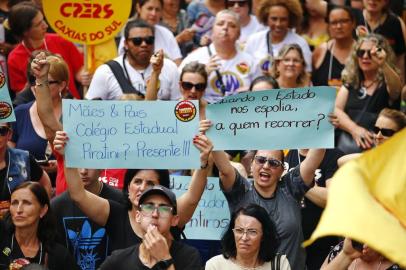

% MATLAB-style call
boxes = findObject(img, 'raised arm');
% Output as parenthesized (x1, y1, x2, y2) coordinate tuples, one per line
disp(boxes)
(145, 50, 164, 101)
(53, 131, 110, 226)
(200, 120, 236, 191)
(31, 53, 62, 142)
(177, 134, 211, 227)
(300, 149, 326, 186)
(321, 238, 362, 270)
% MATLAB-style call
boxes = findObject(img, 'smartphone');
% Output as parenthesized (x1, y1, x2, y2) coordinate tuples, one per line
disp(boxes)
(351, 240, 364, 251)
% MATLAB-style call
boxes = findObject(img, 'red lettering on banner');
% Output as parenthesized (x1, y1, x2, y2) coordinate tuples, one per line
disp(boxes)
(60, 2, 114, 19)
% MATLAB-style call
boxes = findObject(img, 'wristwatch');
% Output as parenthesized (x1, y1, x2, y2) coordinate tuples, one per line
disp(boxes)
(155, 258, 174, 269)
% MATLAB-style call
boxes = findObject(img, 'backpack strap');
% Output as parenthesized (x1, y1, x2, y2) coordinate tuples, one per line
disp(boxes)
(105, 60, 145, 98)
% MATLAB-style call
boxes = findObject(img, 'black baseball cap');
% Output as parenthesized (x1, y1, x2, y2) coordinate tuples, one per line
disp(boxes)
(138, 185, 177, 214)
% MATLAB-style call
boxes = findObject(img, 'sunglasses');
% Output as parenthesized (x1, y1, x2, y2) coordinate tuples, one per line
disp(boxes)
(356, 49, 372, 59)
(181, 81, 206, 92)
(254, 156, 283, 168)
(130, 36, 154, 46)
(0, 126, 10, 136)
(227, 0, 248, 7)
(372, 126, 396, 137)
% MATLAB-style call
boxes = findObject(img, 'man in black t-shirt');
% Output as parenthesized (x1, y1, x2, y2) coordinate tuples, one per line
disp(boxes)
(51, 168, 123, 270)
(99, 185, 202, 270)
(0, 123, 51, 217)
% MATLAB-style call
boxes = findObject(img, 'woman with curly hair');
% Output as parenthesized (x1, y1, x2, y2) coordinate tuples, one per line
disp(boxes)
(244, 0, 312, 76)
(335, 33, 401, 154)
(269, 43, 309, 88)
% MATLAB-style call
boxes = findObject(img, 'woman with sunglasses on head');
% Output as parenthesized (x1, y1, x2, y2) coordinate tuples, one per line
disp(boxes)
(206, 204, 291, 270)
(312, 6, 356, 89)
(335, 34, 401, 155)
(244, 0, 312, 76)
(118, 0, 182, 65)
(199, 120, 326, 270)
(0, 182, 78, 270)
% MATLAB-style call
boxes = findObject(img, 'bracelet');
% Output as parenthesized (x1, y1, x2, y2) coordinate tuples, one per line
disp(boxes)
(35, 80, 49, 87)
(200, 161, 209, 169)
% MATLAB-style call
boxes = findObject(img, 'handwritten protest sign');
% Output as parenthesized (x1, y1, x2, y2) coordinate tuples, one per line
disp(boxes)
(206, 86, 335, 150)
(170, 175, 230, 240)
(63, 100, 200, 169)
(0, 71, 15, 123)
(43, 0, 131, 45)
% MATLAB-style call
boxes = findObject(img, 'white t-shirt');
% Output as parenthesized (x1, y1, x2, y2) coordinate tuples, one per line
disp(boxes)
(86, 55, 180, 100)
(205, 254, 291, 270)
(118, 24, 182, 61)
(179, 44, 261, 103)
(244, 29, 312, 74)
(239, 15, 267, 48)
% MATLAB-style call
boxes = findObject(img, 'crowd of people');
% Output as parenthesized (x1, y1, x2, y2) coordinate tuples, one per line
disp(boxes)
(0, 0, 405, 269)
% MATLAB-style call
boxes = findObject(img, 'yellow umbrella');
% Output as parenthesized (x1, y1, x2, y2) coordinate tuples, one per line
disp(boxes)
(304, 128, 406, 267)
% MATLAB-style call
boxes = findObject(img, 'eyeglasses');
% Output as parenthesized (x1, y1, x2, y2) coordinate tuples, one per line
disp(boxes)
(372, 126, 396, 137)
(139, 203, 174, 218)
(130, 36, 155, 46)
(329, 18, 352, 26)
(49, 80, 60, 85)
(227, 0, 248, 7)
(254, 156, 283, 168)
(356, 49, 372, 59)
(180, 81, 206, 92)
(232, 227, 260, 238)
(0, 126, 10, 136)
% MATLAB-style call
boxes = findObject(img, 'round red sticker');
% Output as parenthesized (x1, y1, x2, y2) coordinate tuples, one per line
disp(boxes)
(174, 100, 197, 122)
(0, 101, 12, 119)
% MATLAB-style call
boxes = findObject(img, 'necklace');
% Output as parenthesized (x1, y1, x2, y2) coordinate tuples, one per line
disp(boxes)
(11, 234, 43, 265)
(358, 78, 378, 99)
(96, 180, 103, 195)
(352, 257, 383, 270)
(232, 258, 261, 270)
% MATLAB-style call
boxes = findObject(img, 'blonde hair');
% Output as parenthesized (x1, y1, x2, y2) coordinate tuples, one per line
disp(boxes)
(378, 108, 406, 130)
(270, 43, 308, 86)
(341, 34, 398, 88)
(257, 0, 303, 29)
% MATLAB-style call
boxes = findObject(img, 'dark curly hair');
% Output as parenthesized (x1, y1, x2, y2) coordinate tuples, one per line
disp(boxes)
(221, 204, 279, 263)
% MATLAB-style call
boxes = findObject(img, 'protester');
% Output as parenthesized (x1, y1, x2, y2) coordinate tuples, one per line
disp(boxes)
(118, 0, 182, 65)
(52, 130, 211, 253)
(180, 9, 260, 103)
(205, 204, 291, 270)
(99, 185, 202, 269)
(269, 43, 310, 88)
(321, 238, 403, 269)
(284, 148, 344, 270)
(244, 0, 312, 75)
(0, 122, 52, 217)
(312, 6, 355, 88)
(299, 0, 328, 51)
(335, 34, 401, 154)
(0, 182, 78, 269)
(249, 75, 279, 91)
(337, 108, 406, 166)
(7, 2, 89, 98)
(199, 119, 326, 270)
(161, 0, 195, 57)
(9, 54, 67, 179)
(87, 19, 180, 101)
(225, 0, 266, 48)
(51, 168, 123, 270)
